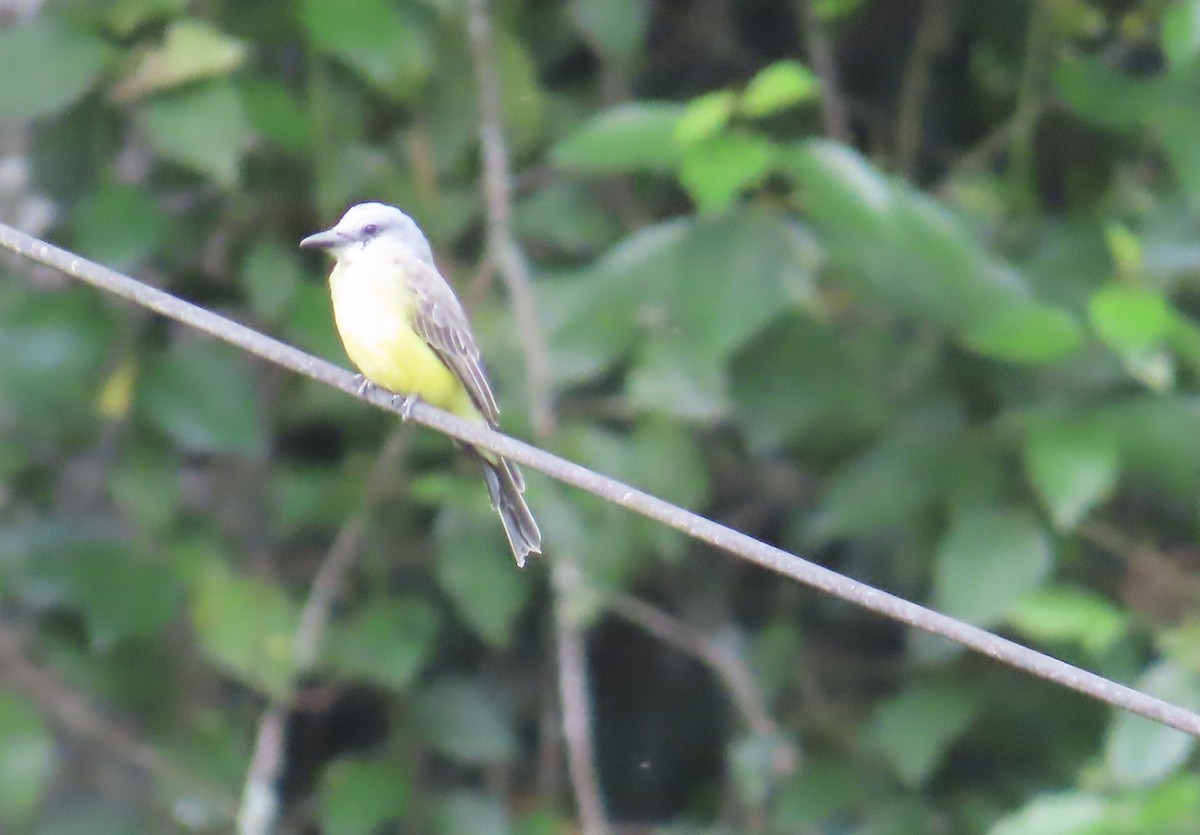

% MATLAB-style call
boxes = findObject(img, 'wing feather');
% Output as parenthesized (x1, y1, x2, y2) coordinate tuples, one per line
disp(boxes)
(402, 252, 501, 426)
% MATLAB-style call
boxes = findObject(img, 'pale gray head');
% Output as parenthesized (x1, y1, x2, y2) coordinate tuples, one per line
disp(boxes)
(300, 202, 435, 264)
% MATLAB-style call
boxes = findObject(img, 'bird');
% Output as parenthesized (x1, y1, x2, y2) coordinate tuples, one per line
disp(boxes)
(300, 202, 541, 567)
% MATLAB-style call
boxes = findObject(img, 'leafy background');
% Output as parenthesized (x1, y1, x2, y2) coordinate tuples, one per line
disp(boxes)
(2, 0, 1200, 833)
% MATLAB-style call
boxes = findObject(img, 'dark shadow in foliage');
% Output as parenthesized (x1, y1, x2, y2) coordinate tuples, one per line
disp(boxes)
(589, 614, 730, 822)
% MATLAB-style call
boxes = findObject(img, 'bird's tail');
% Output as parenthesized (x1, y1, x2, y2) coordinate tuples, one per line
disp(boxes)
(475, 452, 542, 568)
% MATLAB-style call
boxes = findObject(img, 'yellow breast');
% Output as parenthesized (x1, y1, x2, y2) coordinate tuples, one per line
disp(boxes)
(328, 250, 467, 414)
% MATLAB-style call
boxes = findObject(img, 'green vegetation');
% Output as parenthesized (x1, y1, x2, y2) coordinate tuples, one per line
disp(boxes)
(2, 0, 1200, 833)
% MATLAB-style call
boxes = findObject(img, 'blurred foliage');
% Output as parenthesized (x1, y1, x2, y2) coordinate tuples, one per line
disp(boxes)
(2, 0, 1200, 832)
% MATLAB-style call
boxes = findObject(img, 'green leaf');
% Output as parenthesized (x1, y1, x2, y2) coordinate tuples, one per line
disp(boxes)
(72, 184, 169, 271)
(97, 353, 135, 418)
(415, 28, 541, 163)
(103, 0, 190, 36)
(1168, 313, 1200, 378)
(0, 693, 53, 828)
(678, 133, 773, 211)
(512, 807, 565, 835)
(963, 302, 1082, 364)
(807, 408, 960, 544)
(729, 732, 794, 806)
(581, 420, 708, 560)
(32, 803, 145, 835)
(0, 19, 112, 120)
(812, 0, 869, 19)
(239, 75, 311, 154)
(1024, 417, 1119, 529)
(242, 240, 302, 323)
(0, 520, 105, 604)
(749, 621, 804, 702)
(1105, 222, 1142, 276)
(675, 90, 737, 145)
(1115, 777, 1200, 832)
(513, 182, 622, 254)
(1160, 620, 1200, 679)
(771, 758, 864, 830)
(1156, 94, 1200, 202)
(674, 210, 817, 359)
(543, 218, 689, 384)
(0, 434, 28, 484)
(551, 102, 685, 173)
(987, 793, 1109, 835)
(269, 464, 357, 533)
(618, 211, 817, 421)
(137, 341, 266, 456)
(434, 791, 511, 835)
(300, 0, 432, 98)
(1105, 395, 1200, 499)
(1089, 285, 1175, 353)
(627, 336, 728, 421)
(494, 33, 545, 154)
(324, 598, 439, 691)
(572, 0, 649, 60)
(111, 18, 246, 101)
(780, 139, 894, 241)
(550, 432, 655, 584)
(1054, 56, 1151, 131)
(730, 314, 890, 454)
(932, 507, 1053, 626)
(434, 504, 532, 646)
(1107, 662, 1200, 787)
(190, 567, 300, 697)
(420, 30, 486, 170)
(868, 682, 983, 786)
(575, 208, 816, 414)
(71, 543, 183, 644)
(317, 758, 410, 835)
(411, 677, 517, 764)
(740, 60, 820, 117)
(140, 81, 252, 185)
(1163, 1, 1200, 68)
(784, 141, 1034, 334)
(0, 286, 117, 424)
(1129, 351, 1176, 393)
(1008, 586, 1130, 655)
(623, 421, 709, 511)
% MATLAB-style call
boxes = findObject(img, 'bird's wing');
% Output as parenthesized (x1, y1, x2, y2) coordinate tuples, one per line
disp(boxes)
(402, 252, 501, 426)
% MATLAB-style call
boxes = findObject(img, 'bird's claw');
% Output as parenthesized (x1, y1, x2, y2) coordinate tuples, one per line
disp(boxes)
(354, 375, 415, 419)
(353, 374, 376, 398)
(392, 394, 419, 421)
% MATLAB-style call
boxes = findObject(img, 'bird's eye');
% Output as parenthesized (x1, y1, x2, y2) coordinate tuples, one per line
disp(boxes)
(362, 223, 379, 236)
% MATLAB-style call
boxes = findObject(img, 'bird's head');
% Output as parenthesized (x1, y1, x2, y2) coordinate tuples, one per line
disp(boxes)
(300, 202, 435, 264)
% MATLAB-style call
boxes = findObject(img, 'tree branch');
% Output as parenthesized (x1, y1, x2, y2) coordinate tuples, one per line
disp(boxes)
(797, 0, 852, 143)
(0, 622, 235, 821)
(550, 560, 610, 834)
(464, 1, 608, 831)
(3, 222, 1200, 738)
(894, 0, 952, 179)
(465, 0, 555, 439)
(237, 433, 406, 835)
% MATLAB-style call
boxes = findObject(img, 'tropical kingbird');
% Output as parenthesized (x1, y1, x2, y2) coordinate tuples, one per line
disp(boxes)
(300, 202, 542, 567)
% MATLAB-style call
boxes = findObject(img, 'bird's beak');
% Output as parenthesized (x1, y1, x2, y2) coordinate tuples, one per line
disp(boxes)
(299, 227, 348, 250)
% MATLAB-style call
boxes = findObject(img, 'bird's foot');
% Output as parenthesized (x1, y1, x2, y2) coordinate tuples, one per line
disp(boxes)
(392, 394, 419, 421)
(353, 374, 376, 398)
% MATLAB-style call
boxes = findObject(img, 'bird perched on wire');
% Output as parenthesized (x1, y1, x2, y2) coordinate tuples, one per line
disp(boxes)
(301, 202, 541, 567)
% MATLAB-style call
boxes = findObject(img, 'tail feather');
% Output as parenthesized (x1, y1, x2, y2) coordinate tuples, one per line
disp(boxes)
(478, 454, 541, 568)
